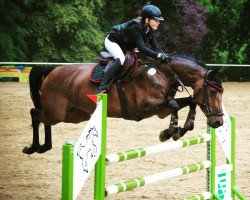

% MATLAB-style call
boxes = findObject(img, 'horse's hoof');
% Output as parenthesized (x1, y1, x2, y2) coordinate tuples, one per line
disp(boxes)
(184, 122, 194, 131)
(172, 133, 181, 141)
(172, 127, 185, 141)
(159, 129, 172, 142)
(22, 146, 39, 154)
(37, 144, 52, 153)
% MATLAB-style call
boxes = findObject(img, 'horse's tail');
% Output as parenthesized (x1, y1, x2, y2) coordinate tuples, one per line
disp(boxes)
(29, 66, 56, 110)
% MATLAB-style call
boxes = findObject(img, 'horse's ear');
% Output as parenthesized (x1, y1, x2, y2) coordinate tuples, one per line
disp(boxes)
(208, 68, 223, 83)
(210, 68, 223, 76)
(215, 68, 224, 79)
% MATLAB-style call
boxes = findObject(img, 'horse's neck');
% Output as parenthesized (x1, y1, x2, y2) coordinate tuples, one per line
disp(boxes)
(163, 58, 206, 89)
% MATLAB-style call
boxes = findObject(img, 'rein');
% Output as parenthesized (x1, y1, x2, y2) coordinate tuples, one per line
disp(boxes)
(163, 58, 224, 118)
(166, 62, 192, 96)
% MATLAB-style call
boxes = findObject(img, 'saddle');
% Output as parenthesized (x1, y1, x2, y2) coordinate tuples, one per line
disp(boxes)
(89, 51, 138, 83)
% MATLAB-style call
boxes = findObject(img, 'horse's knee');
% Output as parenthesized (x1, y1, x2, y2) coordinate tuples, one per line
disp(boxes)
(167, 99, 180, 111)
(188, 96, 196, 109)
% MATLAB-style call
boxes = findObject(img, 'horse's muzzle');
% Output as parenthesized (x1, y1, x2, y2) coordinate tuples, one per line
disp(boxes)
(207, 116, 224, 128)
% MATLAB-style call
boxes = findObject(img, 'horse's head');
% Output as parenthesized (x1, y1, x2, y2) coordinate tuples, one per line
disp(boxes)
(194, 69, 224, 128)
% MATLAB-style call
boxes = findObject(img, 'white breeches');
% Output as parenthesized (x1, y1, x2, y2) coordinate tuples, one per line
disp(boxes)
(105, 36, 125, 65)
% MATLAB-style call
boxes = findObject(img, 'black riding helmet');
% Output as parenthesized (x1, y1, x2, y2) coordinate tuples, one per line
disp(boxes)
(141, 5, 164, 21)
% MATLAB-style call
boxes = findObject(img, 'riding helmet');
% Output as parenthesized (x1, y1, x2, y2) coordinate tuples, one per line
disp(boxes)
(141, 5, 164, 21)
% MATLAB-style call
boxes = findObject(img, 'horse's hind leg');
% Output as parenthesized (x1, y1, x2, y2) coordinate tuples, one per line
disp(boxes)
(23, 108, 42, 154)
(38, 124, 52, 153)
(23, 108, 52, 154)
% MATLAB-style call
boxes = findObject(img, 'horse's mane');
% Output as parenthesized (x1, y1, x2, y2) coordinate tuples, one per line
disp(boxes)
(173, 54, 207, 69)
(137, 52, 207, 69)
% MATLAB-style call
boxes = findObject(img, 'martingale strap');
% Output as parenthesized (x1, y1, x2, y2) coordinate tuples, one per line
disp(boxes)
(116, 81, 140, 121)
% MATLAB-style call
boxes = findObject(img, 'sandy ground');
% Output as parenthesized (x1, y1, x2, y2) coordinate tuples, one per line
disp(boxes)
(0, 82, 249, 200)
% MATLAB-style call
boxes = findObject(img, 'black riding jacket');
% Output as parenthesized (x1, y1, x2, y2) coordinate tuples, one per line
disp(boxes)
(107, 19, 163, 58)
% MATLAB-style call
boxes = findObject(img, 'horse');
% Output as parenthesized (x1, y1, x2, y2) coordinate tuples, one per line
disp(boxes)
(23, 53, 224, 154)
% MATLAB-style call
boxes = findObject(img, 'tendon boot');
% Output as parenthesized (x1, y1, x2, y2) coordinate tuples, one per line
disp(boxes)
(95, 58, 121, 94)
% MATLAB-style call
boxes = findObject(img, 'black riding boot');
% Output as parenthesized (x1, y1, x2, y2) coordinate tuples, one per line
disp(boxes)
(95, 58, 121, 94)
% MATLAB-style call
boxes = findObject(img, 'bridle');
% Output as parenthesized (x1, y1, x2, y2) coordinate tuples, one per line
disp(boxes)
(163, 57, 224, 118)
(135, 54, 224, 118)
(194, 70, 224, 117)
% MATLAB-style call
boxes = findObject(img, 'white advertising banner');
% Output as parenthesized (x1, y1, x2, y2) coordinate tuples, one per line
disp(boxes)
(215, 105, 232, 163)
(73, 101, 103, 200)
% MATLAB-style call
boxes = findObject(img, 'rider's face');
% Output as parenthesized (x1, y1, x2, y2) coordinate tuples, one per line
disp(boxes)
(146, 18, 160, 30)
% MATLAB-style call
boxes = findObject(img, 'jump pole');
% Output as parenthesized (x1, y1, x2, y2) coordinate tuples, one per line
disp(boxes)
(105, 160, 211, 195)
(106, 134, 211, 164)
(98, 115, 245, 199)
(62, 95, 245, 199)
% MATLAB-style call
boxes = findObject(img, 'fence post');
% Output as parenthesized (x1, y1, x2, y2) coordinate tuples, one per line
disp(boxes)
(62, 142, 74, 200)
(94, 94, 108, 200)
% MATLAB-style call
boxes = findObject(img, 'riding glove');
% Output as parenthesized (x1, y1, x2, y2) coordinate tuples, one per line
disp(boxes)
(157, 53, 169, 61)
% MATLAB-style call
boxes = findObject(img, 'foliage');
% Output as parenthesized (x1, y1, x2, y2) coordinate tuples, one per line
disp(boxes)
(200, 0, 248, 63)
(25, 0, 105, 62)
(0, 0, 249, 80)
(0, 0, 105, 62)
(0, 1, 28, 61)
(160, 0, 208, 58)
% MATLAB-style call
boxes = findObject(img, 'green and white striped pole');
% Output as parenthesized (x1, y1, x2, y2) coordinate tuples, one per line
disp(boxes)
(105, 161, 211, 196)
(183, 191, 212, 200)
(106, 134, 211, 164)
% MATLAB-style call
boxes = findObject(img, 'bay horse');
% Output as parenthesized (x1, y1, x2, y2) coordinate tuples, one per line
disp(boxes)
(23, 53, 224, 154)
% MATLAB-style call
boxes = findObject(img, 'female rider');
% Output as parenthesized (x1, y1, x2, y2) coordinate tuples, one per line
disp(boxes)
(95, 4, 168, 94)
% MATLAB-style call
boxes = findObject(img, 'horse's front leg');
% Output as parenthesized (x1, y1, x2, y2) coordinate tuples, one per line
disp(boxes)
(172, 96, 197, 141)
(159, 99, 180, 142)
(184, 96, 197, 130)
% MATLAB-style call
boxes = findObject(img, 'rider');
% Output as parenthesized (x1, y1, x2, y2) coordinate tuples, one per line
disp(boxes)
(95, 4, 169, 94)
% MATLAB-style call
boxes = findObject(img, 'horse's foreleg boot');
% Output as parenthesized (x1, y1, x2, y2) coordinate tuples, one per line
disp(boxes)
(184, 109, 196, 131)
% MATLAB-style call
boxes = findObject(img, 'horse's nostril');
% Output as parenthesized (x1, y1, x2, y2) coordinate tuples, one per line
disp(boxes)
(216, 120, 223, 127)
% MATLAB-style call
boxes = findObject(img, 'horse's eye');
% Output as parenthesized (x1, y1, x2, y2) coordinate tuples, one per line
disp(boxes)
(209, 88, 217, 95)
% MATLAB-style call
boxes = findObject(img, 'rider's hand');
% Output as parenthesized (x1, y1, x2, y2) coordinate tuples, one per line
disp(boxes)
(157, 53, 169, 62)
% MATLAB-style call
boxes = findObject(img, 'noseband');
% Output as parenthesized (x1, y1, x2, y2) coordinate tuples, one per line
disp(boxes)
(195, 70, 224, 117)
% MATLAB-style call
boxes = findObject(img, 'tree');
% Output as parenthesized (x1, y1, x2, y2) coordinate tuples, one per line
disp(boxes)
(0, 1, 28, 61)
(156, 0, 208, 58)
(200, 0, 247, 63)
(25, 0, 105, 62)
(102, 0, 209, 59)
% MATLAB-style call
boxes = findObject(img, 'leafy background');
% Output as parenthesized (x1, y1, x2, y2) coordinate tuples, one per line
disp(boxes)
(0, 0, 249, 80)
